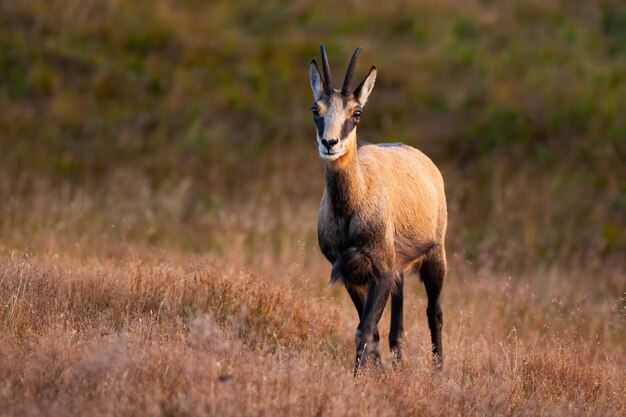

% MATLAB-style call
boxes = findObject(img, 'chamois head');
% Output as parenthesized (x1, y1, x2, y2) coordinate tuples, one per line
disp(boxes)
(309, 45, 377, 161)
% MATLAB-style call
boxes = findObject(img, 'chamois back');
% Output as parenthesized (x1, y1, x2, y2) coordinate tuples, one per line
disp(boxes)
(358, 143, 447, 271)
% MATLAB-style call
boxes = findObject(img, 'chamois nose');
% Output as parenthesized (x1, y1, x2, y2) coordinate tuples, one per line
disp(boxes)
(321, 139, 339, 150)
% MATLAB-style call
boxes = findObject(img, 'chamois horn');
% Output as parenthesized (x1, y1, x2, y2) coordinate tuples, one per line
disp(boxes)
(320, 44, 333, 94)
(342, 47, 362, 96)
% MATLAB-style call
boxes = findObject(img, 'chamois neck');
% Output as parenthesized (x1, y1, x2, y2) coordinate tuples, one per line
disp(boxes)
(324, 143, 365, 216)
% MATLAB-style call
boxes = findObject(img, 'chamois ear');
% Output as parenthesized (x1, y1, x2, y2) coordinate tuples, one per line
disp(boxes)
(354, 66, 377, 107)
(309, 59, 324, 100)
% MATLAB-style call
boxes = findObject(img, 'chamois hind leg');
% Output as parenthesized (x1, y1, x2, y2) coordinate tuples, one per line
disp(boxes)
(420, 247, 446, 369)
(346, 285, 381, 367)
(389, 272, 405, 368)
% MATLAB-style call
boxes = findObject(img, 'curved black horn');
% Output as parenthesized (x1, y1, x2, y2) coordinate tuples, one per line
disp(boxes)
(342, 47, 362, 96)
(320, 44, 333, 94)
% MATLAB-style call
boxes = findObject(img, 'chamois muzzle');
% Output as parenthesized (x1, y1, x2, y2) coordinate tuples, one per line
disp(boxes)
(321, 139, 339, 151)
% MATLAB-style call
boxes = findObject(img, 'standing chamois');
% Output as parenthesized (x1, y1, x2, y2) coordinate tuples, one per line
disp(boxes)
(309, 45, 447, 371)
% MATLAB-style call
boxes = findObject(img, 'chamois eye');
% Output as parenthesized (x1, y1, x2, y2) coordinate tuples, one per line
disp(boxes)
(311, 106, 320, 117)
(352, 109, 362, 118)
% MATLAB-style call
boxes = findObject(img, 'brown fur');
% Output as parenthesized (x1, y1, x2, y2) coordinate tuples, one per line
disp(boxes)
(310, 46, 447, 370)
(318, 141, 447, 285)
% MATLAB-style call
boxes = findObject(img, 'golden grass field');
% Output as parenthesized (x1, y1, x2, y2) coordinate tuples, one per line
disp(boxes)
(1, 245, 624, 416)
(0, 181, 624, 416)
(1, 0, 625, 415)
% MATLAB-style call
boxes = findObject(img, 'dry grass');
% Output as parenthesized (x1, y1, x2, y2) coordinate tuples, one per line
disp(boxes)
(0, 174, 624, 417)
(1, 244, 624, 417)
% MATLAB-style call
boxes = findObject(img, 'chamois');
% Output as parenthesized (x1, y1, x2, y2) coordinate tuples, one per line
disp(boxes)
(309, 45, 447, 371)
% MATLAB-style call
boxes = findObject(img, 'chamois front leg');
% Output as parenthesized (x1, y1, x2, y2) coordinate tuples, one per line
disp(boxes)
(355, 275, 392, 374)
(346, 285, 381, 365)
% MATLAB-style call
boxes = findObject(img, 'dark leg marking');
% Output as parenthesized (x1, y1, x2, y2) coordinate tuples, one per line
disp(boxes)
(355, 276, 392, 374)
(420, 248, 446, 369)
(389, 272, 405, 368)
(346, 285, 381, 368)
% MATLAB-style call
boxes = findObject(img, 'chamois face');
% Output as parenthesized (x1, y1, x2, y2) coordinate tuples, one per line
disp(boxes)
(310, 93, 362, 161)
(309, 46, 377, 161)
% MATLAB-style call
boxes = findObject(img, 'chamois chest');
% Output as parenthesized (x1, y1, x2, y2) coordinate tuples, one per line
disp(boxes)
(317, 197, 391, 285)
(317, 209, 350, 263)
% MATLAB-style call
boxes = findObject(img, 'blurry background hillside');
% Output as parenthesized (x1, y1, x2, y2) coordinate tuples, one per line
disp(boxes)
(1, 0, 624, 272)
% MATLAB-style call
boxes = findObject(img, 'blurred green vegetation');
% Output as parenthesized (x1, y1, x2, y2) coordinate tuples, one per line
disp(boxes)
(0, 0, 624, 270)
